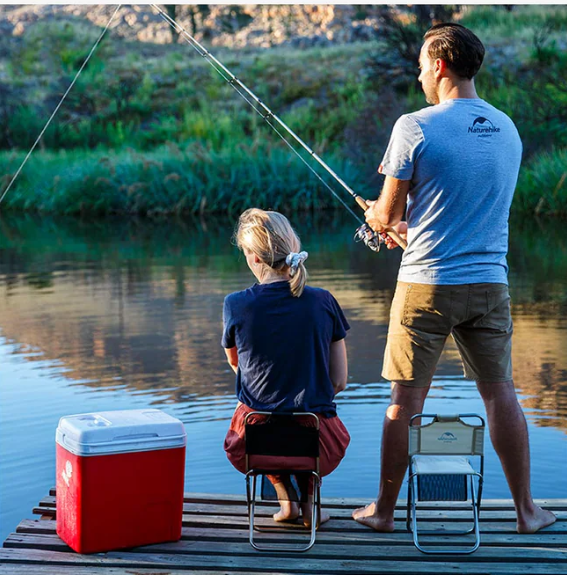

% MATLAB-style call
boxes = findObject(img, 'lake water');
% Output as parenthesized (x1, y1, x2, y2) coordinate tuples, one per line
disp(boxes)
(0, 212, 566, 542)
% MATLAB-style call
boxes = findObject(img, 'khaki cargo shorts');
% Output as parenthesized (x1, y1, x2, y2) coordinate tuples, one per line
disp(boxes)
(383, 282, 513, 387)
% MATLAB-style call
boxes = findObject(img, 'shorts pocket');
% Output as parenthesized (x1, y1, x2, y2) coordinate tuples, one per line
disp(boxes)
(478, 287, 512, 331)
(401, 284, 453, 335)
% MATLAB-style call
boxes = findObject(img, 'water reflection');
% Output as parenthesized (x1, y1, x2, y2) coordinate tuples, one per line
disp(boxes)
(0, 212, 566, 429)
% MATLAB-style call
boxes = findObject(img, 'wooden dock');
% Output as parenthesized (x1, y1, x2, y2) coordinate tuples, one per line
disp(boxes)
(1, 489, 566, 574)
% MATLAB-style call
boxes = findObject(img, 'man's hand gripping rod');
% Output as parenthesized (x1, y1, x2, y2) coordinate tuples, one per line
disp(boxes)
(353, 196, 408, 250)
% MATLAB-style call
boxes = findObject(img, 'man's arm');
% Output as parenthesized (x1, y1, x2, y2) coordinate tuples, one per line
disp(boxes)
(224, 347, 238, 373)
(365, 176, 410, 231)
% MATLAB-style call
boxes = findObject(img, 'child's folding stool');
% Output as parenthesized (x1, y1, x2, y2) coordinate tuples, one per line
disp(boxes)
(244, 411, 321, 552)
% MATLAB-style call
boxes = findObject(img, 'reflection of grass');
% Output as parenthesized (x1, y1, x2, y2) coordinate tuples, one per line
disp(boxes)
(508, 216, 567, 311)
(0, 210, 368, 274)
(1, 213, 566, 313)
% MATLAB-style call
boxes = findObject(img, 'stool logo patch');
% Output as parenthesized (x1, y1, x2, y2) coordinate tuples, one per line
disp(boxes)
(438, 432, 458, 443)
(468, 117, 500, 138)
(62, 460, 73, 487)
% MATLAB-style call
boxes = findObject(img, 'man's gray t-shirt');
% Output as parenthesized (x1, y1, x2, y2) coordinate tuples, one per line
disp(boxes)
(380, 98, 522, 285)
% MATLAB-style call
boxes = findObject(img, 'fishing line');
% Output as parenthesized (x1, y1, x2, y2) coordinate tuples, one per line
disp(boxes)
(0, 5, 122, 208)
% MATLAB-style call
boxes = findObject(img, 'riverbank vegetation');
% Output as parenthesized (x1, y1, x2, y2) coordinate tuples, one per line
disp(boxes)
(1, 5, 566, 216)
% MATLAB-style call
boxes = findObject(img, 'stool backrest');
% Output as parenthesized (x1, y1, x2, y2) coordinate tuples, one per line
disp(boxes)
(409, 414, 485, 457)
(245, 412, 320, 458)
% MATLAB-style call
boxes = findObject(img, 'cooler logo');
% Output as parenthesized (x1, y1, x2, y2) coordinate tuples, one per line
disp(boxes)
(62, 460, 73, 487)
(468, 117, 500, 138)
(438, 432, 458, 443)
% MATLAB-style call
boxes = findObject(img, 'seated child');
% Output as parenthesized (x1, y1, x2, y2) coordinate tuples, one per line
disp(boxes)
(222, 208, 350, 525)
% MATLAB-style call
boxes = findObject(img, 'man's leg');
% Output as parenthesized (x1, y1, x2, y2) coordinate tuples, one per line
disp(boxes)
(352, 381, 430, 531)
(477, 380, 556, 533)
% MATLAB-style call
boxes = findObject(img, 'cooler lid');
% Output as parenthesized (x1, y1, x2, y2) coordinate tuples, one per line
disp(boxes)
(56, 409, 187, 456)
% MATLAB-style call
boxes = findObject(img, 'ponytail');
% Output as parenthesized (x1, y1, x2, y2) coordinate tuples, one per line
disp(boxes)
(289, 261, 307, 298)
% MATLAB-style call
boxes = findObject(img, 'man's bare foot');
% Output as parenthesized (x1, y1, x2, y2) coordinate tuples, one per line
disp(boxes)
(352, 501, 395, 532)
(517, 506, 556, 534)
(273, 500, 300, 523)
(301, 503, 330, 527)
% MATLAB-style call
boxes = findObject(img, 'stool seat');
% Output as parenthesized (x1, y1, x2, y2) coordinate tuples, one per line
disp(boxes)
(411, 455, 477, 475)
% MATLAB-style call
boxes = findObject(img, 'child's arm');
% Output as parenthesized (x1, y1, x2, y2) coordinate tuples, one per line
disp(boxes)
(224, 346, 239, 373)
(329, 339, 348, 395)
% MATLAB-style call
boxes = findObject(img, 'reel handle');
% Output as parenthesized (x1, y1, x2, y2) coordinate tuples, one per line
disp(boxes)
(355, 196, 408, 251)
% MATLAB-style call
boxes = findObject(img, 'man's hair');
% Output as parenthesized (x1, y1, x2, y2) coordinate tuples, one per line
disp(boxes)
(424, 23, 485, 80)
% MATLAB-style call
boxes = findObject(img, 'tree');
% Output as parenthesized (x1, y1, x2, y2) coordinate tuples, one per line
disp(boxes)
(165, 5, 179, 43)
(366, 6, 460, 91)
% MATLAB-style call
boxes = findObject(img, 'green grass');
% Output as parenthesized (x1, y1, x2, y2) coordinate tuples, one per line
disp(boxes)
(460, 5, 567, 39)
(0, 144, 372, 216)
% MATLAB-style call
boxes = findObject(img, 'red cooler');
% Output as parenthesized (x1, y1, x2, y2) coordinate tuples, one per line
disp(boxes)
(56, 409, 187, 553)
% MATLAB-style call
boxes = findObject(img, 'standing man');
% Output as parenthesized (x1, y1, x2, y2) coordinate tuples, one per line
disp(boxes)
(352, 23, 556, 534)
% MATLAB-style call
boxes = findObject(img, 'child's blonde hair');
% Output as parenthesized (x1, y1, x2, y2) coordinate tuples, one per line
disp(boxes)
(235, 208, 308, 297)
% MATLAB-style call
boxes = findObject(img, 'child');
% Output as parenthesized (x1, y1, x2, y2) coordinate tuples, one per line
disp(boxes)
(222, 208, 350, 525)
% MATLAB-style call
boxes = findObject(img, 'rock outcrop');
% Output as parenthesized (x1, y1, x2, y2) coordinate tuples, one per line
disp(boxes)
(0, 4, 385, 48)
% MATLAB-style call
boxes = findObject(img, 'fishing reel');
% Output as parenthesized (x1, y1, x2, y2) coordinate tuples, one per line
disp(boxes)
(354, 223, 383, 252)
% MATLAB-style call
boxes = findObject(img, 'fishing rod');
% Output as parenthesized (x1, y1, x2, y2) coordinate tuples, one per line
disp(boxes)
(150, 4, 407, 252)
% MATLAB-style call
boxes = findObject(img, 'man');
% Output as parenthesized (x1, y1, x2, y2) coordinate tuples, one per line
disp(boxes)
(352, 23, 556, 534)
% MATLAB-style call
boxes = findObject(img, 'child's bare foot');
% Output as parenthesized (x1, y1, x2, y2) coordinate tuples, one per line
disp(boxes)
(352, 501, 395, 532)
(273, 500, 300, 523)
(301, 502, 330, 527)
(517, 506, 556, 534)
(272, 480, 300, 522)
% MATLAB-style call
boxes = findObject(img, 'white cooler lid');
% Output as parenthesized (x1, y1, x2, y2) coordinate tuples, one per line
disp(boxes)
(56, 409, 187, 456)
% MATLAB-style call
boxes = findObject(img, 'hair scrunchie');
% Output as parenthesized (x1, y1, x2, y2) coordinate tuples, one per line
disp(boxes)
(285, 251, 308, 276)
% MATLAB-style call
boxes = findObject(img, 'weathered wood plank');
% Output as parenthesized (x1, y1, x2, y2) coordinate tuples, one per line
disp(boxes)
(184, 515, 567, 534)
(1, 547, 567, 574)
(42, 492, 567, 511)
(14, 519, 567, 547)
(32, 501, 567, 523)
(5, 532, 567, 564)
(22, 510, 567, 535)
(0, 568, 256, 575)
(0, 564, 284, 575)
(182, 492, 567, 508)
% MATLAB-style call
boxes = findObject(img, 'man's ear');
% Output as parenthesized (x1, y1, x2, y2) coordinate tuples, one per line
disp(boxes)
(434, 58, 447, 77)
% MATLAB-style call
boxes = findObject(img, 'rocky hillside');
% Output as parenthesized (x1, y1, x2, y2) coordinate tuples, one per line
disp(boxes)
(0, 4, 389, 48)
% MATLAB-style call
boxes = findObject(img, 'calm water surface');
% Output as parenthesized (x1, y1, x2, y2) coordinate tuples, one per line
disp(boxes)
(0, 212, 566, 541)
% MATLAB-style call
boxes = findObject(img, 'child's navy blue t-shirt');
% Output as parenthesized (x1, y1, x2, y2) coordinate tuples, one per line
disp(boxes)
(222, 281, 349, 418)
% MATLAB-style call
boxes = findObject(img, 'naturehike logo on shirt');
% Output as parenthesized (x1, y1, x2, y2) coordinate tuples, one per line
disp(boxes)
(468, 117, 500, 137)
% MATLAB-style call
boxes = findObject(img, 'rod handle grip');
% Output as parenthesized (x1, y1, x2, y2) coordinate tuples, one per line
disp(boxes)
(355, 196, 408, 251)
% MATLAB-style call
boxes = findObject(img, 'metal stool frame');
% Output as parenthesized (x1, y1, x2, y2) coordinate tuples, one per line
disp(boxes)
(244, 411, 321, 552)
(407, 413, 485, 554)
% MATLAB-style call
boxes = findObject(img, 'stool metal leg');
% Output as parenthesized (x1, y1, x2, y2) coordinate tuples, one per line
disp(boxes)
(245, 471, 320, 552)
(409, 473, 481, 554)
